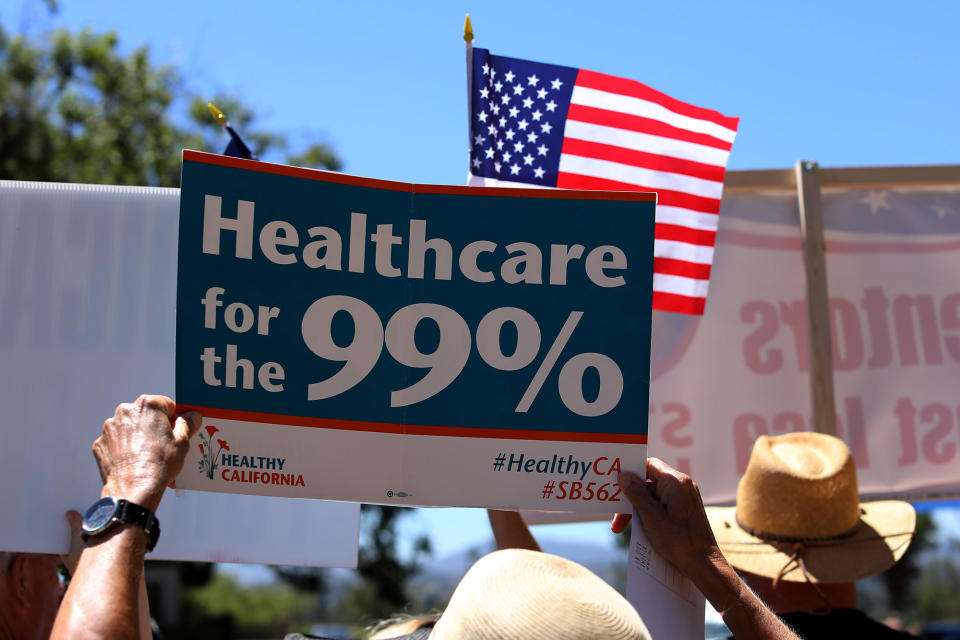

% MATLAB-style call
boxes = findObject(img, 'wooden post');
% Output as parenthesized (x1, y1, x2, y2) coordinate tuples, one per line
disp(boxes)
(795, 160, 837, 436)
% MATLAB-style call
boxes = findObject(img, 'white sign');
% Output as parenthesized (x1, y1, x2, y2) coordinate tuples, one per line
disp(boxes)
(0, 180, 359, 566)
(649, 181, 960, 504)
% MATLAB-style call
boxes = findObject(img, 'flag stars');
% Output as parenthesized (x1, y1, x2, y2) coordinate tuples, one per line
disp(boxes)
(540, 122, 553, 134)
(494, 161, 502, 173)
(510, 164, 521, 175)
(523, 153, 534, 166)
(513, 84, 524, 95)
(532, 110, 543, 121)
(527, 131, 538, 143)
(485, 148, 495, 159)
(474, 134, 483, 145)
(537, 144, 549, 156)
(482, 63, 490, 75)
(494, 81, 503, 92)
(487, 124, 497, 136)
(492, 104, 501, 115)
(545, 100, 557, 112)
(522, 97, 534, 109)
(509, 107, 519, 118)
(860, 190, 891, 214)
(478, 111, 488, 123)
(502, 151, 512, 162)
(551, 78, 563, 90)
(513, 141, 524, 152)
(517, 119, 529, 131)
(472, 157, 481, 169)
(537, 88, 547, 100)
(505, 129, 516, 140)
(534, 166, 545, 179)
(501, 94, 511, 105)
(496, 139, 504, 150)
(504, 70, 515, 82)
(527, 74, 539, 86)
(479, 87, 490, 100)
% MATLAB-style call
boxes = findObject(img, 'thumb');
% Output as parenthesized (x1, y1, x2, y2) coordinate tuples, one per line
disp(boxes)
(618, 471, 660, 520)
(65, 510, 82, 533)
(173, 411, 203, 442)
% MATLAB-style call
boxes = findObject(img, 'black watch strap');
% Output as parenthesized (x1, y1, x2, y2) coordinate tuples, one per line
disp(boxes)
(116, 499, 160, 552)
(81, 498, 160, 552)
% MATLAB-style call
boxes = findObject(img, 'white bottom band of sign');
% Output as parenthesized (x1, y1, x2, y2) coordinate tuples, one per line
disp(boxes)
(176, 417, 646, 514)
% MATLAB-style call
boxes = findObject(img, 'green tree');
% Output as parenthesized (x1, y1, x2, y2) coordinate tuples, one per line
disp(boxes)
(354, 505, 432, 622)
(0, 17, 340, 187)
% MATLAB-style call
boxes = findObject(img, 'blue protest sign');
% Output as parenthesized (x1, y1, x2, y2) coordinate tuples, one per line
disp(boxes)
(176, 151, 653, 512)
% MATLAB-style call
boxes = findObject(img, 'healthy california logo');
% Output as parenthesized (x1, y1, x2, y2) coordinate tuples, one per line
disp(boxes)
(197, 425, 230, 480)
(196, 423, 306, 487)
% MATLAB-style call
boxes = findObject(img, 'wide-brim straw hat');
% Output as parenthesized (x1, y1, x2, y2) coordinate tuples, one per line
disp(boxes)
(706, 432, 915, 583)
(429, 549, 650, 640)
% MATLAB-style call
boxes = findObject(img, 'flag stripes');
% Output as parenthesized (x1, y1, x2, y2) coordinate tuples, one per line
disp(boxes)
(467, 48, 739, 314)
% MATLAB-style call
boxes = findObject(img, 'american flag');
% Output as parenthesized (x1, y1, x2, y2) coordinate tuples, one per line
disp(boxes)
(467, 48, 739, 315)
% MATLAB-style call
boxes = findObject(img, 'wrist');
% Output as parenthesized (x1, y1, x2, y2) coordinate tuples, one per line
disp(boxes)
(100, 483, 163, 513)
(683, 547, 744, 613)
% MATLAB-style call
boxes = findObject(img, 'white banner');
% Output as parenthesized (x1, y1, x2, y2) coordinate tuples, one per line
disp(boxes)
(0, 181, 360, 566)
(649, 181, 960, 504)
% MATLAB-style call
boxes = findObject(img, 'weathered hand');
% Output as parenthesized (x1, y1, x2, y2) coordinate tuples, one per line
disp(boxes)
(93, 395, 201, 511)
(616, 457, 721, 577)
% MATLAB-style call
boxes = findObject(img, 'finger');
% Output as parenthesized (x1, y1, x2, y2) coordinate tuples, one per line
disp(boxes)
(618, 471, 660, 520)
(611, 512, 632, 533)
(140, 394, 176, 419)
(91, 438, 107, 484)
(65, 510, 82, 532)
(645, 458, 684, 500)
(173, 411, 203, 442)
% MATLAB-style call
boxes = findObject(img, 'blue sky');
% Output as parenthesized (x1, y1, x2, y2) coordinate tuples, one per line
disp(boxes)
(7, 0, 958, 185)
(4, 0, 958, 571)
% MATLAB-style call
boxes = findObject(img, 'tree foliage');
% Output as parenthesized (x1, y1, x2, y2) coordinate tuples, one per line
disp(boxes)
(0, 18, 340, 187)
(355, 505, 432, 622)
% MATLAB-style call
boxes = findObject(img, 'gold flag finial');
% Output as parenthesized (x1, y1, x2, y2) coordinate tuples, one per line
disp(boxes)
(463, 14, 473, 43)
(207, 102, 226, 125)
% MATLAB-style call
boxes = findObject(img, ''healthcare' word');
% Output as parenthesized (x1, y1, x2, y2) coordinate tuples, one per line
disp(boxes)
(201, 195, 628, 288)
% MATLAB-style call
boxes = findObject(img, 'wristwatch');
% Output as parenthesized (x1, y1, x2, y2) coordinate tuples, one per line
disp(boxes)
(81, 496, 160, 552)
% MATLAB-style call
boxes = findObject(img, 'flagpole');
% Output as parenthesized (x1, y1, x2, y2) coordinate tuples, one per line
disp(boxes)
(464, 14, 474, 181)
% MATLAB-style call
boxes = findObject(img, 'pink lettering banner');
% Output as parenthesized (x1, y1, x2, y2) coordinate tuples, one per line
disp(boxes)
(648, 177, 960, 505)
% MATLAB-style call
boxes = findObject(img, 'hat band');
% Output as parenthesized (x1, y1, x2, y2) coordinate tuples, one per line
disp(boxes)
(734, 514, 861, 544)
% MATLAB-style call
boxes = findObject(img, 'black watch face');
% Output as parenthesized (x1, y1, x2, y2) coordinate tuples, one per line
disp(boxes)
(82, 497, 118, 533)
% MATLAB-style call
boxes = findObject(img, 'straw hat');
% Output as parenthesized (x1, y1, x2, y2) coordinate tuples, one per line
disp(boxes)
(429, 549, 650, 640)
(706, 432, 916, 583)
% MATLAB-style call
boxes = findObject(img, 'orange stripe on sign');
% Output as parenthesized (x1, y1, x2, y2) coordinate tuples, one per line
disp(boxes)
(175, 405, 649, 444)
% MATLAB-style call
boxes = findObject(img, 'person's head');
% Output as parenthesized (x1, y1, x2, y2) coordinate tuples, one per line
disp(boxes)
(0, 551, 64, 640)
(424, 549, 649, 640)
(705, 432, 915, 609)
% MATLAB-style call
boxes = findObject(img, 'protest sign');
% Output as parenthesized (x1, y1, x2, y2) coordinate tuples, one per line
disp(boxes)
(175, 151, 654, 513)
(648, 170, 960, 505)
(0, 180, 359, 566)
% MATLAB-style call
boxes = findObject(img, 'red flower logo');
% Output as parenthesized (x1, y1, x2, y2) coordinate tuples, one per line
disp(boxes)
(197, 427, 229, 480)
